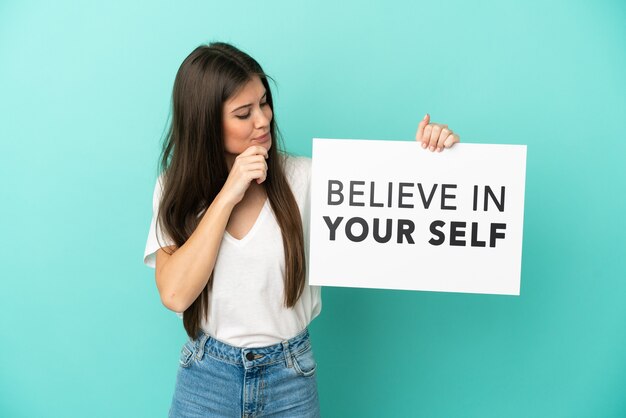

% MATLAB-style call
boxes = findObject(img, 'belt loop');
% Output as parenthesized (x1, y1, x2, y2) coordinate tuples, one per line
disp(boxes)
(195, 332, 209, 361)
(282, 340, 293, 368)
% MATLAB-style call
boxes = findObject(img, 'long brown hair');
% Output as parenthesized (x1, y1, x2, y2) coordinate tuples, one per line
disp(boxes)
(154, 42, 306, 340)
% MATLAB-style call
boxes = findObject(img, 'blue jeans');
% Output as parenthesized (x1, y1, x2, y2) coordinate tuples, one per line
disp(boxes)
(168, 327, 321, 417)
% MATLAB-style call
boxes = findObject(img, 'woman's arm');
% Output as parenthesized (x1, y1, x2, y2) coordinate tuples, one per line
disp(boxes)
(155, 194, 235, 313)
(155, 145, 268, 313)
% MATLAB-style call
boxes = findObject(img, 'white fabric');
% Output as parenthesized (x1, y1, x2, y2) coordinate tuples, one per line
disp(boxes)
(143, 154, 322, 347)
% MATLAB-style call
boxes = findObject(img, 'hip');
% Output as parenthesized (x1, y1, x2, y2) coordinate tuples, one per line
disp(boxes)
(169, 327, 320, 418)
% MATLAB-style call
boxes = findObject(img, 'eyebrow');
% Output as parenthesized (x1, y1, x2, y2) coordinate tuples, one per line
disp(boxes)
(230, 91, 267, 113)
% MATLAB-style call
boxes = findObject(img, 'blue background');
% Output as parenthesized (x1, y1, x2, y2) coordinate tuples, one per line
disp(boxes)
(1, 1, 625, 417)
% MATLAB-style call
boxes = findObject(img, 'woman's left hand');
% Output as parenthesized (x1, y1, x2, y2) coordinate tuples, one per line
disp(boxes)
(415, 113, 460, 152)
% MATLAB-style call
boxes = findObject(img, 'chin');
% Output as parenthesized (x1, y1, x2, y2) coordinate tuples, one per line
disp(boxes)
(252, 138, 272, 151)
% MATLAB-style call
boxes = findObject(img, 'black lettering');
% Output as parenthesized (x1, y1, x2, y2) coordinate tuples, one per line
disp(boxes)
(323, 216, 343, 240)
(373, 218, 392, 243)
(428, 220, 445, 246)
(397, 219, 415, 244)
(417, 183, 438, 209)
(450, 221, 466, 246)
(345, 217, 369, 242)
(470, 222, 486, 247)
(327, 180, 344, 205)
(484, 186, 505, 212)
(369, 182, 383, 207)
(398, 183, 414, 208)
(489, 223, 506, 247)
(472, 185, 478, 211)
(441, 184, 457, 210)
(349, 181, 365, 207)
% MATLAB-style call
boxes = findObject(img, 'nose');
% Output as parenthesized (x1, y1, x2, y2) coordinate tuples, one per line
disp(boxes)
(254, 106, 271, 129)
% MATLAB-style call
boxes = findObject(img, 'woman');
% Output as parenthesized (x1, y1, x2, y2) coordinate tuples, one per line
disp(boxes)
(143, 41, 460, 417)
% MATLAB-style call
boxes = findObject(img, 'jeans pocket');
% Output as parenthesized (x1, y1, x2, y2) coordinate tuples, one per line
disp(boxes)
(292, 346, 317, 377)
(179, 340, 196, 368)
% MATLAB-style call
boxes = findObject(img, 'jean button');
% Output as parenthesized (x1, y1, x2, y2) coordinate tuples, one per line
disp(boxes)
(246, 352, 254, 361)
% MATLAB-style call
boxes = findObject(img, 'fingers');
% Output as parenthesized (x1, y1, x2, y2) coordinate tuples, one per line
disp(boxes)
(427, 124, 448, 151)
(443, 133, 460, 148)
(416, 113, 430, 144)
(435, 127, 453, 152)
(234, 145, 269, 184)
(221, 147, 270, 205)
(238, 145, 269, 159)
(256, 170, 267, 184)
(232, 154, 268, 182)
(248, 158, 268, 184)
(236, 153, 268, 165)
(416, 113, 460, 152)
(239, 157, 268, 176)
(422, 124, 432, 149)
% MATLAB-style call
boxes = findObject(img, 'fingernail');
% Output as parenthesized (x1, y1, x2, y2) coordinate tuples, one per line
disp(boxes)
(421, 142, 427, 149)
(423, 113, 428, 120)
(437, 147, 442, 152)
(429, 146, 435, 151)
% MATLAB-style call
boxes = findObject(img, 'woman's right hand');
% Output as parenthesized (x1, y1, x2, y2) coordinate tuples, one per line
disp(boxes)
(218, 145, 269, 206)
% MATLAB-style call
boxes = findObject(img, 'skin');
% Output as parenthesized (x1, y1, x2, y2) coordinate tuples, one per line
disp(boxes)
(219, 75, 272, 208)
(219, 76, 462, 207)
(219, 76, 273, 239)
(154, 77, 462, 312)
(416, 113, 461, 152)
(222, 75, 272, 170)
(218, 77, 462, 240)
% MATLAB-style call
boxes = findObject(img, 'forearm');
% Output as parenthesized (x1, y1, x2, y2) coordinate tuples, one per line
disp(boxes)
(157, 192, 234, 312)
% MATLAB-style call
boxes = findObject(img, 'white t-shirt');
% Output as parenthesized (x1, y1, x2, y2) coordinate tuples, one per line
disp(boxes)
(143, 153, 322, 348)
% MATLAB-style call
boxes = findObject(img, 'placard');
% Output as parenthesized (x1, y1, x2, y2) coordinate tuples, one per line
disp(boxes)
(309, 138, 527, 295)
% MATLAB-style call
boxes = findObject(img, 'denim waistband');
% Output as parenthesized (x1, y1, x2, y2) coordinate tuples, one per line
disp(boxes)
(191, 328, 311, 371)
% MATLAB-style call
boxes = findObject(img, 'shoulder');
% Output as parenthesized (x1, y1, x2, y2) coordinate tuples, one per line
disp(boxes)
(280, 153, 311, 206)
(151, 171, 167, 203)
(281, 153, 311, 181)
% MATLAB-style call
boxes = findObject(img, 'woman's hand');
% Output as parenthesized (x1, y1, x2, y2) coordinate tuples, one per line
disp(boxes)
(415, 113, 460, 152)
(218, 145, 268, 206)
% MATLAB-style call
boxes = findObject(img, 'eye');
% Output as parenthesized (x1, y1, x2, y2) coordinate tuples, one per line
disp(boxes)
(261, 101, 268, 107)
(236, 113, 251, 120)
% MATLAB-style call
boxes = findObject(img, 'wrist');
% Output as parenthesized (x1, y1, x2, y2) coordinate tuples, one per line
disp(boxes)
(213, 191, 237, 211)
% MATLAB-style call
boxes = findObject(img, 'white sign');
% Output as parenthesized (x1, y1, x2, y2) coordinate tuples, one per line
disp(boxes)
(309, 138, 527, 295)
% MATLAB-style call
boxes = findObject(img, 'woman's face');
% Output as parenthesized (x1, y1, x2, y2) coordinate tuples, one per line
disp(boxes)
(222, 75, 273, 167)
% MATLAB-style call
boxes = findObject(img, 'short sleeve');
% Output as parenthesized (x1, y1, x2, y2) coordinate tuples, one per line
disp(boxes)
(143, 174, 177, 269)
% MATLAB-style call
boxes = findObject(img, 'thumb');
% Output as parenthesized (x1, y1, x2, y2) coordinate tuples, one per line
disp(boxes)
(416, 113, 430, 142)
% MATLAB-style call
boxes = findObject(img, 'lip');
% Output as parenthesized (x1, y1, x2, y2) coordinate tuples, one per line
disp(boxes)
(252, 132, 270, 143)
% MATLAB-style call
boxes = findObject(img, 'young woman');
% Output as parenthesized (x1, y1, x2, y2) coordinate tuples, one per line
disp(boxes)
(143, 42, 460, 417)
